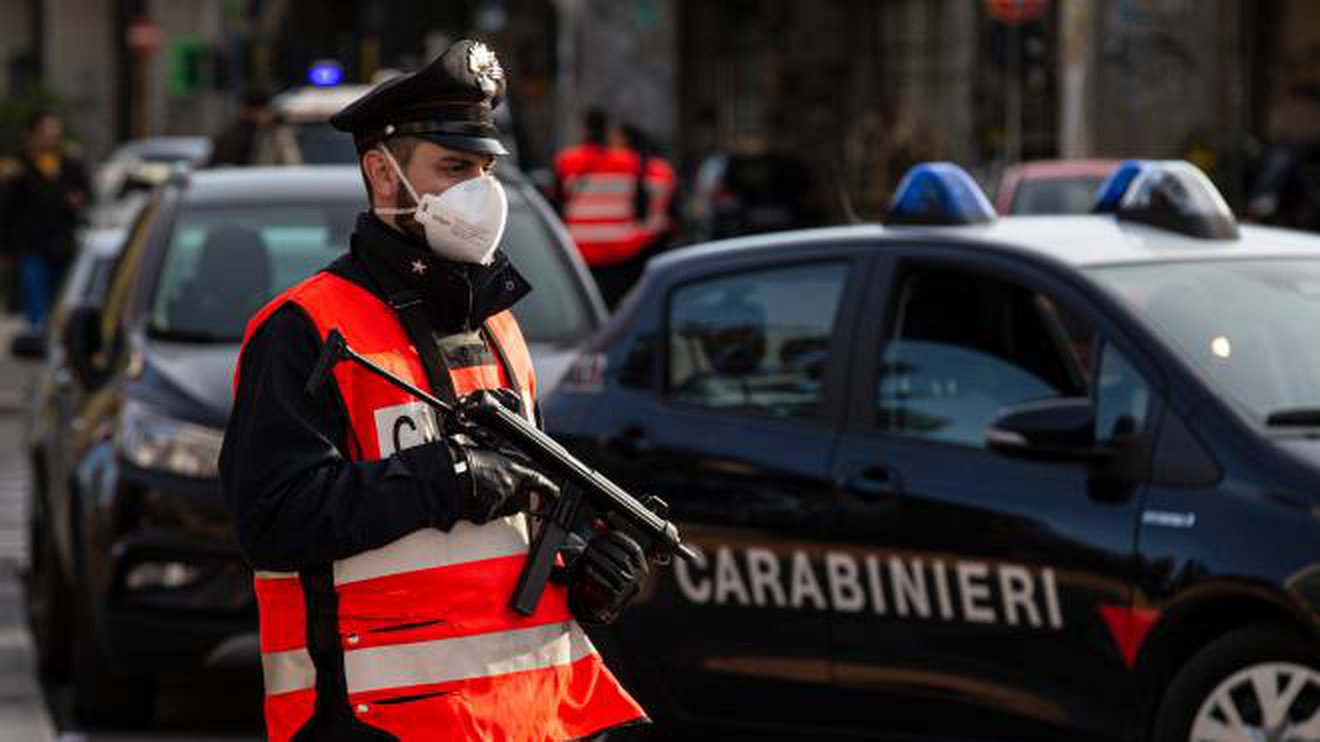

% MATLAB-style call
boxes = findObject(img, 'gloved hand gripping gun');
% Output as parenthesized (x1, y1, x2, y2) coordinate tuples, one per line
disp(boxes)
(306, 329, 699, 615)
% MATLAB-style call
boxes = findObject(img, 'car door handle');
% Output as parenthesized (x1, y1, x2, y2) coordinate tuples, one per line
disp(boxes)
(604, 425, 653, 457)
(843, 466, 903, 501)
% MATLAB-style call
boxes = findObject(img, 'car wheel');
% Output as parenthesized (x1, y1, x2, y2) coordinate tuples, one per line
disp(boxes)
(70, 574, 155, 727)
(24, 496, 72, 683)
(1152, 624, 1320, 742)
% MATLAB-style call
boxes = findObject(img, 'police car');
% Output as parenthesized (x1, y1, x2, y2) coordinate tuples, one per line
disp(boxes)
(543, 161, 1320, 741)
(258, 61, 520, 166)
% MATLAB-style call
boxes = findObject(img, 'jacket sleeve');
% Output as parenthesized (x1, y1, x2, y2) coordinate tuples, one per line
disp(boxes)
(219, 303, 467, 572)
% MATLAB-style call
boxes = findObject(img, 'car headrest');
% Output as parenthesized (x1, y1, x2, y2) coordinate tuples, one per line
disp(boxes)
(699, 297, 766, 376)
(198, 224, 272, 297)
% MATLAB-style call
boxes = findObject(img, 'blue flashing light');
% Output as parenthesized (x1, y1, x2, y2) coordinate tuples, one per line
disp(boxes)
(887, 163, 996, 226)
(308, 60, 345, 88)
(1113, 160, 1239, 240)
(1092, 160, 1147, 213)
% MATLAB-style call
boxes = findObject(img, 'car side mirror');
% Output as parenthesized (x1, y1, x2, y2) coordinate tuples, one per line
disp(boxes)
(9, 329, 46, 360)
(63, 305, 104, 388)
(117, 162, 171, 197)
(986, 397, 1113, 464)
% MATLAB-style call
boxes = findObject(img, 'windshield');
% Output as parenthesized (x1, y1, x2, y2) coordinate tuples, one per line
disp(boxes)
(1089, 259, 1320, 424)
(293, 123, 360, 164)
(149, 199, 589, 344)
(500, 203, 592, 344)
(149, 203, 359, 342)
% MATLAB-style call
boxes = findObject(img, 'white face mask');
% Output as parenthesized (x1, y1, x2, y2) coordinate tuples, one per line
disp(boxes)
(373, 144, 508, 266)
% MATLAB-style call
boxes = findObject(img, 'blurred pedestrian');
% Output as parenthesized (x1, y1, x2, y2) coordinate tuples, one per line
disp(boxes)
(618, 123, 678, 258)
(0, 112, 89, 327)
(553, 108, 648, 307)
(207, 88, 273, 167)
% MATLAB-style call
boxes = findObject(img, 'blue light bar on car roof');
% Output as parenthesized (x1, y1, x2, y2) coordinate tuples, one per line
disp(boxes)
(308, 60, 345, 88)
(1092, 160, 1146, 213)
(886, 163, 996, 226)
(1106, 160, 1239, 240)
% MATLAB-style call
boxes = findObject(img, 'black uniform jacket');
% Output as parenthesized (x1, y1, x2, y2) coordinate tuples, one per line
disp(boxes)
(219, 212, 532, 573)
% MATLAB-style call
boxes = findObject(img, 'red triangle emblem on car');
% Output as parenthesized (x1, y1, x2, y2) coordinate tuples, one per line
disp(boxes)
(1098, 604, 1161, 669)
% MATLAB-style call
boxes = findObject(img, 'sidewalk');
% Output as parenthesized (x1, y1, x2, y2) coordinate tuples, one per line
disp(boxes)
(0, 319, 59, 740)
(0, 314, 36, 413)
(0, 564, 57, 741)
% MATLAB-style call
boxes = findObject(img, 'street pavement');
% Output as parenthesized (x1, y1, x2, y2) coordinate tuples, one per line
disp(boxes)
(0, 316, 57, 742)
(0, 316, 262, 741)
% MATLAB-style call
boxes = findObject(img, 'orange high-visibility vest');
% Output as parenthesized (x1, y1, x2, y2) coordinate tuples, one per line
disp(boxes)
(237, 271, 645, 741)
(638, 157, 677, 248)
(555, 143, 648, 267)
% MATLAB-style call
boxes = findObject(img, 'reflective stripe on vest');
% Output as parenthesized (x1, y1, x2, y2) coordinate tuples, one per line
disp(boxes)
(237, 271, 645, 741)
(263, 647, 316, 695)
(260, 622, 592, 698)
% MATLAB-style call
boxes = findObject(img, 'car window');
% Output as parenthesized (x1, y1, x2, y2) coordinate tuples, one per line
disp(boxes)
(292, 123, 360, 165)
(85, 256, 119, 306)
(1010, 176, 1107, 215)
(877, 267, 1091, 447)
(666, 261, 848, 416)
(501, 203, 592, 344)
(149, 203, 358, 342)
(1094, 341, 1151, 443)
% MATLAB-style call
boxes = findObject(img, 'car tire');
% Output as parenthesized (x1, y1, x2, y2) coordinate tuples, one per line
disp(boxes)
(24, 498, 72, 683)
(70, 573, 155, 727)
(1151, 624, 1320, 742)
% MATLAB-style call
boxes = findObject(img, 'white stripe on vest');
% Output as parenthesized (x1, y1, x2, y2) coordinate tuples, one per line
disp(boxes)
(343, 621, 596, 695)
(333, 515, 530, 586)
(263, 647, 316, 695)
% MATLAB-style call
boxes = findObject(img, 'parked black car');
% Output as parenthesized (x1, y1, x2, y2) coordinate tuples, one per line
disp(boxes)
(21, 164, 603, 726)
(684, 152, 828, 242)
(545, 163, 1320, 740)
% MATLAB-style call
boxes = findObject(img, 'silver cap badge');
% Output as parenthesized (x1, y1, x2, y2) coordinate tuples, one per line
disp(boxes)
(467, 42, 504, 97)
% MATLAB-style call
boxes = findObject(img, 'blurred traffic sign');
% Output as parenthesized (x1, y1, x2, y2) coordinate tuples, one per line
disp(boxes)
(987, 0, 1047, 25)
(126, 16, 163, 54)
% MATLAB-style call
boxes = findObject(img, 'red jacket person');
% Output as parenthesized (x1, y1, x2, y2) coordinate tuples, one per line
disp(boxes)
(219, 40, 648, 741)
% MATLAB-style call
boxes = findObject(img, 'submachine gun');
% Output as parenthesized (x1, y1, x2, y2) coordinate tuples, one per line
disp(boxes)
(306, 329, 699, 615)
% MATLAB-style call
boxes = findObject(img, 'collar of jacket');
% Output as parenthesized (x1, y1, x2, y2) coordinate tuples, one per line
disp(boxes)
(350, 212, 531, 333)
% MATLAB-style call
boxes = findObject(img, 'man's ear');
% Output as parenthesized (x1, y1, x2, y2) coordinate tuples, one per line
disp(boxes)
(361, 148, 396, 207)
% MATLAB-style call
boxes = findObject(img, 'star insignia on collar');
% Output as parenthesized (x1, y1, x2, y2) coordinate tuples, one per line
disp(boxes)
(467, 42, 504, 97)
(410, 259, 428, 276)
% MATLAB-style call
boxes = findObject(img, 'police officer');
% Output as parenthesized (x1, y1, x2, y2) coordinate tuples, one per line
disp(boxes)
(553, 108, 648, 307)
(220, 40, 649, 741)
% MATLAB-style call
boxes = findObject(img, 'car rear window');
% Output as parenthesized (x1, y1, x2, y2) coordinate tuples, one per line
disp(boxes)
(1010, 176, 1107, 215)
(292, 123, 361, 165)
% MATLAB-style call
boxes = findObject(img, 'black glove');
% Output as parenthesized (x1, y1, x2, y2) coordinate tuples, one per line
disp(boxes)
(453, 443, 558, 525)
(568, 530, 649, 625)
